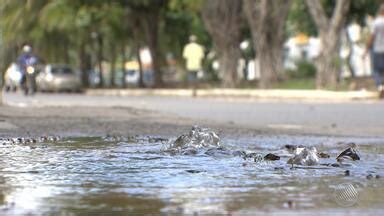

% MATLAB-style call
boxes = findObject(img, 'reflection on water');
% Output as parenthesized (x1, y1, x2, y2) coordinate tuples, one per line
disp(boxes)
(1, 134, 384, 215)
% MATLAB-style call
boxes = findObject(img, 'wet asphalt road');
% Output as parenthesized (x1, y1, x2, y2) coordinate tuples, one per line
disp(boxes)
(2, 92, 384, 136)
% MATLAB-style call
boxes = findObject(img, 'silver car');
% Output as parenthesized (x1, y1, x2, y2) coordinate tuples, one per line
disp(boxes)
(36, 64, 82, 92)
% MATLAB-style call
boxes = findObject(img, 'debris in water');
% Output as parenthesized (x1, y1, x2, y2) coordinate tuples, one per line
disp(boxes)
(232, 150, 246, 157)
(204, 147, 232, 157)
(172, 134, 190, 148)
(344, 170, 350, 176)
(366, 174, 374, 180)
(185, 170, 204, 174)
(336, 147, 360, 162)
(264, 153, 280, 161)
(181, 148, 198, 156)
(253, 153, 264, 163)
(285, 144, 305, 155)
(3, 136, 61, 145)
(318, 152, 330, 158)
(246, 152, 260, 159)
(148, 137, 168, 143)
(38, 136, 61, 143)
(283, 200, 295, 209)
(320, 163, 340, 167)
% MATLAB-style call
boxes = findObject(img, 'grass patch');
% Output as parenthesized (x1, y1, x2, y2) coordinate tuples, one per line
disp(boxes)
(273, 78, 353, 91)
(273, 78, 316, 89)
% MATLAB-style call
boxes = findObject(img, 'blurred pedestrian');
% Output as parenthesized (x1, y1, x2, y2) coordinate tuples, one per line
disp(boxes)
(365, 4, 384, 98)
(17, 44, 39, 95)
(182, 35, 204, 86)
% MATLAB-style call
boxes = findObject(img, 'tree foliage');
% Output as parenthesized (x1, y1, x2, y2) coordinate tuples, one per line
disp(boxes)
(288, 0, 384, 37)
(0, 0, 381, 89)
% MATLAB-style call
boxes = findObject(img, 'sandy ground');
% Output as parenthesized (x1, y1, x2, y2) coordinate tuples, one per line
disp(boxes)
(0, 105, 268, 139)
(2, 92, 384, 139)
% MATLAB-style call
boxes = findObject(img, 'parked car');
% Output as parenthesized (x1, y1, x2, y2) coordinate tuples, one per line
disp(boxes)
(36, 64, 82, 92)
(3, 63, 23, 92)
(124, 69, 154, 86)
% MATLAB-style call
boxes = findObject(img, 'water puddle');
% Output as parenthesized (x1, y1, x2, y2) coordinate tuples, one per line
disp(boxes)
(1, 127, 384, 215)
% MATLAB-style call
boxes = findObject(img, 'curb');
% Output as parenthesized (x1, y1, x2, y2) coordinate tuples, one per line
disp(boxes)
(85, 89, 379, 101)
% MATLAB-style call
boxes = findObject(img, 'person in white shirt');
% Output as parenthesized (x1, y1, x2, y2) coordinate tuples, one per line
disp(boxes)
(366, 4, 384, 97)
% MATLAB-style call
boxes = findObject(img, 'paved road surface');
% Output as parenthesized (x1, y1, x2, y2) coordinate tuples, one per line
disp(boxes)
(2, 92, 384, 136)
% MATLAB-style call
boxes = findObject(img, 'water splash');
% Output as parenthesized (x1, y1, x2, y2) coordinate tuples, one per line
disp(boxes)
(287, 146, 319, 166)
(166, 126, 220, 155)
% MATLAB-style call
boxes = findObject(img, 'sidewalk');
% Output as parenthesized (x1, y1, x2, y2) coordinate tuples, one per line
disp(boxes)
(86, 88, 379, 101)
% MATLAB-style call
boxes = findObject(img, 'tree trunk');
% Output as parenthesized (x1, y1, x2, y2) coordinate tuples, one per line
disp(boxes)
(243, 0, 291, 88)
(137, 45, 144, 88)
(110, 44, 116, 88)
(316, 32, 340, 88)
(64, 41, 70, 64)
(345, 29, 355, 78)
(202, 0, 243, 88)
(219, 46, 240, 88)
(257, 40, 281, 88)
(148, 40, 161, 88)
(305, 0, 351, 89)
(79, 40, 89, 87)
(97, 35, 104, 88)
(121, 44, 126, 88)
(143, 13, 163, 88)
(132, 19, 145, 88)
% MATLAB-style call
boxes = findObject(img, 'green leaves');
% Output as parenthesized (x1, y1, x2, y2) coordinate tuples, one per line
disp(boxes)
(40, 0, 77, 31)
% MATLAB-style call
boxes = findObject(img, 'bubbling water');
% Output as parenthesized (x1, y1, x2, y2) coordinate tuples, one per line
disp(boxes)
(166, 126, 221, 155)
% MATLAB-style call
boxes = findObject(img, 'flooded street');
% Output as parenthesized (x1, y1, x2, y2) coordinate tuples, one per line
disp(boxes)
(1, 133, 384, 215)
(1, 94, 384, 214)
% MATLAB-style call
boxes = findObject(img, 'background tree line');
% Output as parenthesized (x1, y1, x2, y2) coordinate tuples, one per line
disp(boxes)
(0, 0, 383, 89)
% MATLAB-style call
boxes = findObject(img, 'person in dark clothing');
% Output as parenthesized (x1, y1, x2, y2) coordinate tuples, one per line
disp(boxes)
(16, 45, 39, 95)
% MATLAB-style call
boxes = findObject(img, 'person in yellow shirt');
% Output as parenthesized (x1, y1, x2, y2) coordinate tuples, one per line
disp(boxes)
(182, 35, 204, 84)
